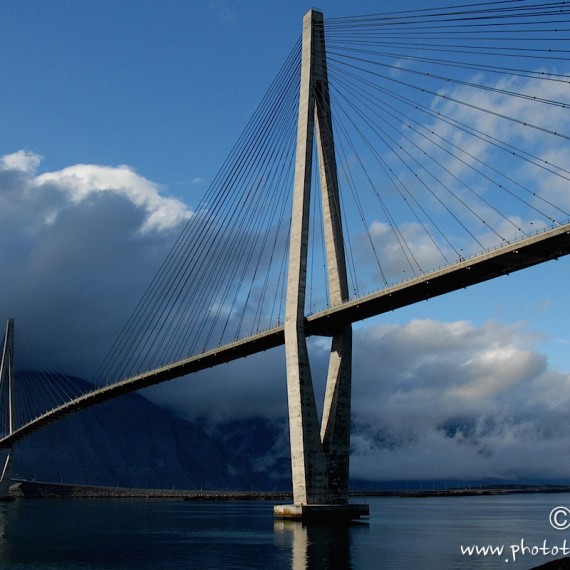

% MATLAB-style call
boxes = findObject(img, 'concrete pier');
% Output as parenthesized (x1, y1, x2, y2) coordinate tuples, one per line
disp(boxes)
(274, 503, 369, 521)
(278, 9, 367, 519)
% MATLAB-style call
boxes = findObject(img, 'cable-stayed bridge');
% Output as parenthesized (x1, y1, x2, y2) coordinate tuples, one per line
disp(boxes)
(2, 222, 569, 448)
(2, 2, 570, 517)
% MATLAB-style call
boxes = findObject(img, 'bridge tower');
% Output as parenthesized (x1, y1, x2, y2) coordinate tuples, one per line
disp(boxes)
(274, 10, 368, 520)
(0, 318, 15, 486)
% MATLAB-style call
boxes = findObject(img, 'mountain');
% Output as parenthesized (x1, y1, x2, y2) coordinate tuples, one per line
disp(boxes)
(204, 417, 292, 489)
(7, 374, 291, 491)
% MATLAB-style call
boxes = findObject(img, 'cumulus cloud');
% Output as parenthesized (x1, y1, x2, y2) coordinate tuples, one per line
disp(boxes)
(35, 163, 191, 233)
(424, 73, 570, 233)
(144, 346, 289, 425)
(356, 220, 450, 285)
(145, 317, 570, 483)
(341, 70, 570, 298)
(0, 150, 192, 375)
(0, 150, 42, 173)
(348, 319, 570, 482)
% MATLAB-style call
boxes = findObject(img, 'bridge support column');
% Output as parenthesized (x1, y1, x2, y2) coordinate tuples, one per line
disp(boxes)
(0, 447, 15, 496)
(0, 319, 15, 496)
(275, 10, 367, 520)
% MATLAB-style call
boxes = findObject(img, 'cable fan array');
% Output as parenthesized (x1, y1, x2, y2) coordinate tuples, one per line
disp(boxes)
(324, 0, 570, 294)
(0, 327, 89, 438)
(46, 0, 570, 394)
(90, 40, 302, 385)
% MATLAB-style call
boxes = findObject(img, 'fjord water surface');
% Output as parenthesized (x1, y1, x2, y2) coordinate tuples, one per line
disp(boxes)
(0, 494, 568, 569)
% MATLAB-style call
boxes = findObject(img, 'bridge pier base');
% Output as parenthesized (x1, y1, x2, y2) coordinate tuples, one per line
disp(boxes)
(274, 503, 369, 521)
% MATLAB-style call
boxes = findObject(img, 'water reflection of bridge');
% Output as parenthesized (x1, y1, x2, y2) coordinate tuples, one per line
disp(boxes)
(275, 520, 356, 570)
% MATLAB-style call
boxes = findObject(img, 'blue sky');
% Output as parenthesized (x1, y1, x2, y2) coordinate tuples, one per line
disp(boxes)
(1, 0, 570, 482)
(1, 1, 363, 195)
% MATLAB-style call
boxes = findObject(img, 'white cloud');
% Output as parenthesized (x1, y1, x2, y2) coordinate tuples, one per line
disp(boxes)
(35, 163, 192, 233)
(144, 316, 570, 483)
(347, 319, 570, 481)
(423, 73, 570, 229)
(340, 71, 570, 288)
(0, 150, 42, 173)
(352, 220, 452, 289)
(0, 150, 193, 374)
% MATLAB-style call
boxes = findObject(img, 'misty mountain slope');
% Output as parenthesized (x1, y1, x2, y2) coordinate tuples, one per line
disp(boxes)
(9, 376, 253, 489)
(205, 417, 292, 487)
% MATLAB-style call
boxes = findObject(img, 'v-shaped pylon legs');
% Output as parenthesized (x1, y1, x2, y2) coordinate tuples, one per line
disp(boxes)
(284, 327, 327, 505)
(321, 325, 352, 503)
(285, 325, 352, 506)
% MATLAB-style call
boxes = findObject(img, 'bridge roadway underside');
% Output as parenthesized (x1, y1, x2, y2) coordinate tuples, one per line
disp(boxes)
(2, 224, 569, 448)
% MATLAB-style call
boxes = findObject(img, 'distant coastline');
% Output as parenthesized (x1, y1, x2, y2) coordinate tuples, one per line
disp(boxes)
(9, 479, 570, 500)
(8, 479, 291, 500)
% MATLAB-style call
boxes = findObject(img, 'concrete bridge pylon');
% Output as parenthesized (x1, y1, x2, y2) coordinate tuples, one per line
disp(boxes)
(0, 318, 16, 494)
(274, 9, 368, 520)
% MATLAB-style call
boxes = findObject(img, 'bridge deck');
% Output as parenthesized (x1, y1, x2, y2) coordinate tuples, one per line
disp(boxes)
(2, 222, 569, 448)
(307, 223, 570, 335)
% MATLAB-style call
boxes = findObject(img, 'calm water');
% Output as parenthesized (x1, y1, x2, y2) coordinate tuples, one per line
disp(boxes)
(0, 494, 569, 569)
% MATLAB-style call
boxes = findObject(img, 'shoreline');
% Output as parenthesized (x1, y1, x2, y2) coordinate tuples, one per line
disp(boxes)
(9, 479, 570, 500)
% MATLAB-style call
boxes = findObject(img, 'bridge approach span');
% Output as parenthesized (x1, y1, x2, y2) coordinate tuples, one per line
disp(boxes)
(1, 222, 569, 448)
